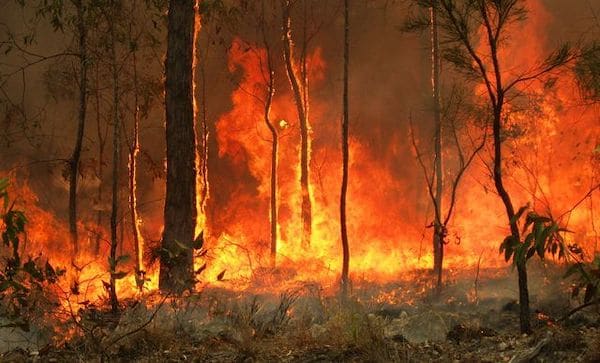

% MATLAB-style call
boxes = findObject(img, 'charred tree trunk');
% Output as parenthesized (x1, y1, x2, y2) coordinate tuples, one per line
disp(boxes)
(261, 8, 278, 268)
(69, 0, 88, 261)
(198, 45, 210, 224)
(492, 101, 529, 333)
(108, 5, 120, 313)
(192, 6, 204, 232)
(300, 0, 309, 136)
(340, 0, 350, 298)
(159, 0, 198, 294)
(268, 124, 278, 267)
(129, 120, 143, 290)
(486, 11, 530, 332)
(431, 1, 444, 292)
(130, 43, 144, 291)
(94, 64, 106, 256)
(282, 0, 312, 248)
(265, 56, 277, 268)
(126, 3, 145, 290)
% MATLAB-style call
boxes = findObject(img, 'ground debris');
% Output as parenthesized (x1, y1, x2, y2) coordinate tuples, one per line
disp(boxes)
(3, 268, 599, 362)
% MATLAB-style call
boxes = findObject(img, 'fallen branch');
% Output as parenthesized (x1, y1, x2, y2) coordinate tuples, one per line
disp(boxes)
(558, 299, 600, 322)
(508, 334, 551, 363)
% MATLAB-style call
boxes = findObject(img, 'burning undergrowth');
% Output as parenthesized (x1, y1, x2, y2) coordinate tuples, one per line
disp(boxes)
(1, 261, 598, 362)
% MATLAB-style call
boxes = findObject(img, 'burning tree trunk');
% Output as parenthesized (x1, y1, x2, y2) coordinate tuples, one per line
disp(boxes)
(108, 3, 120, 312)
(198, 52, 210, 226)
(160, 0, 198, 293)
(431, 0, 444, 289)
(69, 0, 88, 261)
(340, 0, 350, 298)
(129, 37, 144, 291)
(125, 1, 145, 290)
(93, 64, 107, 256)
(193, 5, 207, 237)
(197, 11, 210, 228)
(282, 0, 312, 248)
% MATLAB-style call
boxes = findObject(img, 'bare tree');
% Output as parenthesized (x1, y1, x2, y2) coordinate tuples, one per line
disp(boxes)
(410, 89, 486, 293)
(404, 0, 486, 293)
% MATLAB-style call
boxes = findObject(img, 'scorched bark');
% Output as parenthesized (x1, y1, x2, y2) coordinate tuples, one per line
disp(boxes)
(160, 0, 198, 294)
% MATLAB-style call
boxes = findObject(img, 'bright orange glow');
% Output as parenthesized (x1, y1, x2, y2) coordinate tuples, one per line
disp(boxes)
(2, 0, 597, 308)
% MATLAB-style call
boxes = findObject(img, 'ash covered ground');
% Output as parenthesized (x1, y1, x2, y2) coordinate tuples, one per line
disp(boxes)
(1, 262, 598, 362)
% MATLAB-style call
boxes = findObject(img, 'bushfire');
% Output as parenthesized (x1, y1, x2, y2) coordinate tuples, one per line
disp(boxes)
(0, 0, 598, 359)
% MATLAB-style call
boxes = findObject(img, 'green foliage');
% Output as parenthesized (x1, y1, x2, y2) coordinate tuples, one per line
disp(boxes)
(499, 207, 568, 267)
(149, 231, 205, 268)
(34, 0, 69, 32)
(0, 178, 64, 327)
(575, 42, 600, 102)
(565, 254, 600, 305)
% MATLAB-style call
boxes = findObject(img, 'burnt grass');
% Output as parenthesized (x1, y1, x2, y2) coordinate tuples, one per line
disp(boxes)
(2, 261, 599, 362)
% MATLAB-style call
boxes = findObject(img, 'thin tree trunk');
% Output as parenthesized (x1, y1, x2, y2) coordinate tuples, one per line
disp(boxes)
(269, 129, 278, 267)
(260, 4, 278, 267)
(488, 24, 530, 331)
(130, 44, 144, 290)
(301, 0, 309, 130)
(94, 64, 105, 256)
(108, 4, 120, 313)
(493, 108, 530, 333)
(199, 42, 210, 222)
(431, 1, 444, 292)
(265, 54, 277, 268)
(159, 0, 198, 294)
(493, 104, 530, 333)
(129, 132, 142, 287)
(192, 5, 204, 234)
(69, 0, 88, 261)
(282, 0, 312, 248)
(340, 0, 350, 298)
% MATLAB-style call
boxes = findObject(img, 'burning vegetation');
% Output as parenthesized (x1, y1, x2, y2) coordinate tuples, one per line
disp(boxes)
(0, 0, 599, 361)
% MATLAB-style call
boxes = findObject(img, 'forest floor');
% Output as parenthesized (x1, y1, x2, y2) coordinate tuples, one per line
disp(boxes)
(1, 262, 599, 362)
